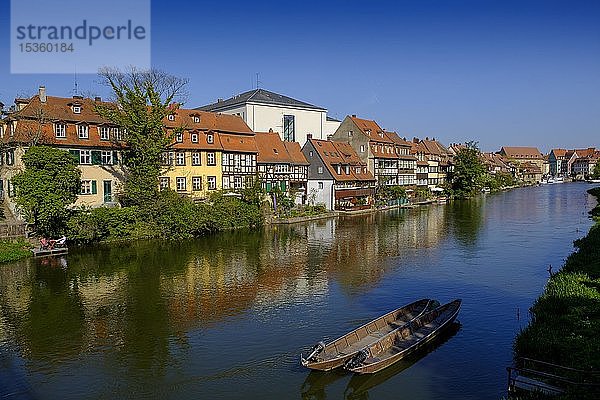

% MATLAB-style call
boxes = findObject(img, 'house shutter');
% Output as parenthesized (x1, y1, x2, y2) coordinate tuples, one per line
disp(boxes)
(91, 180, 97, 195)
(91, 150, 102, 165)
(113, 151, 119, 165)
(69, 150, 80, 164)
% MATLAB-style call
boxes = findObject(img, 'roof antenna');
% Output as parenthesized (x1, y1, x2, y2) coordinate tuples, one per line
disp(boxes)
(73, 65, 79, 96)
(256, 72, 261, 89)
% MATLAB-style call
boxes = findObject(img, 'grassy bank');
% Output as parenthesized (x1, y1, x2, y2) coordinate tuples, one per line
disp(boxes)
(0, 239, 33, 263)
(513, 187, 600, 399)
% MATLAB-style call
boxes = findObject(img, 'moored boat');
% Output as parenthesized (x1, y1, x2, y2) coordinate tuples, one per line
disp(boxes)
(301, 299, 433, 371)
(344, 299, 461, 374)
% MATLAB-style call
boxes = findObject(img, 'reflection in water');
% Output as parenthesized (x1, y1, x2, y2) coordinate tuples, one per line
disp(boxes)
(343, 322, 462, 400)
(301, 369, 349, 400)
(0, 184, 593, 399)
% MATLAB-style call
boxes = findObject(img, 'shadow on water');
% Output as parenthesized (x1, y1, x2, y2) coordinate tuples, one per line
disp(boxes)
(343, 322, 462, 400)
(301, 369, 350, 400)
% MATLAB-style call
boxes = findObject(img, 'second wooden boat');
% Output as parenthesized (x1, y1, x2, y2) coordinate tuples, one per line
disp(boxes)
(344, 299, 461, 374)
(301, 299, 433, 371)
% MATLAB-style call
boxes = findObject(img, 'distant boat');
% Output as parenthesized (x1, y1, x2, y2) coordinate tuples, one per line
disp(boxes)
(301, 299, 433, 371)
(555, 177, 564, 183)
(587, 179, 600, 184)
(32, 247, 68, 257)
(344, 299, 461, 374)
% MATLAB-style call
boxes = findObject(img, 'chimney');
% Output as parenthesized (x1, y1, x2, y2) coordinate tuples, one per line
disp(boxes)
(425, 137, 429, 140)
(327, 135, 333, 140)
(351, 114, 356, 118)
(94, 96, 101, 102)
(73, 95, 83, 100)
(268, 128, 273, 133)
(217, 98, 223, 103)
(39, 86, 47, 103)
(413, 137, 419, 143)
(307, 134, 312, 139)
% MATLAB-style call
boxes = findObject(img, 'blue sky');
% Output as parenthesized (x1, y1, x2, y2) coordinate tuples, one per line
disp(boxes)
(1, 0, 599, 152)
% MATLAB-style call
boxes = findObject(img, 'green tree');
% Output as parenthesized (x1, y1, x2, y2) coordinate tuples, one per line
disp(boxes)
(451, 141, 486, 198)
(592, 162, 600, 179)
(12, 146, 81, 236)
(95, 67, 188, 206)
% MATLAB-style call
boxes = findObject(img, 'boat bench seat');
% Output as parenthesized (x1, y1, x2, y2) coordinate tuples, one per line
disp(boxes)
(389, 321, 408, 328)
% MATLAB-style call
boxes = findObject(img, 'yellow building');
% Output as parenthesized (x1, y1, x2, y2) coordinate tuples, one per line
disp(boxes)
(159, 109, 257, 198)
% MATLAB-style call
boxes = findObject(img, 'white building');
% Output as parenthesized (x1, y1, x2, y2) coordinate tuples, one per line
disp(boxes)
(197, 89, 341, 146)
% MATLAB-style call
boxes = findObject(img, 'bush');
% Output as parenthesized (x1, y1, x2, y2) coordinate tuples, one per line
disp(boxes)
(67, 189, 263, 243)
(0, 239, 33, 263)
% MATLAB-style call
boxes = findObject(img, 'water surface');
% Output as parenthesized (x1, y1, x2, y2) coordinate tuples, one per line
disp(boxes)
(0, 183, 597, 399)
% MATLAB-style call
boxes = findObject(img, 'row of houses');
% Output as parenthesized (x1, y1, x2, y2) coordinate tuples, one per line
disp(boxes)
(1, 86, 596, 217)
(548, 148, 599, 179)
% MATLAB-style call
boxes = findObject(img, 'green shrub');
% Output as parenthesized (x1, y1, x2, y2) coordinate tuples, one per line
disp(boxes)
(0, 239, 33, 263)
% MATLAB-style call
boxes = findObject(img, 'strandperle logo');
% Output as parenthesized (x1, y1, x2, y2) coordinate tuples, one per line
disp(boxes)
(15, 20, 147, 46)
(11, 0, 151, 74)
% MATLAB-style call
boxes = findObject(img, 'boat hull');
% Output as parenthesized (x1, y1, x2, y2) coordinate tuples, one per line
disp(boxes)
(301, 299, 432, 371)
(347, 299, 461, 374)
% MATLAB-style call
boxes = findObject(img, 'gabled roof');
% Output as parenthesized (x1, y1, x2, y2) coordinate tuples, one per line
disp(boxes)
(164, 109, 253, 134)
(550, 148, 567, 158)
(348, 115, 393, 144)
(500, 146, 543, 159)
(283, 141, 309, 165)
(384, 131, 412, 147)
(308, 138, 375, 182)
(7, 95, 113, 124)
(196, 89, 326, 112)
(573, 147, 596, 158)
(421, 139, 450, 156)
(219, 133, 257, 153)
(255, 132, 293, 164)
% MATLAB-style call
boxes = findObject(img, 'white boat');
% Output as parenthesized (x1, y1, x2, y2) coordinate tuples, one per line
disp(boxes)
(588, 179, 600, 184)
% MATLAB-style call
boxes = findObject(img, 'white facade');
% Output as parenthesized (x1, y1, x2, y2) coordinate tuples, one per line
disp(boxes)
(307, 179, 334, 210)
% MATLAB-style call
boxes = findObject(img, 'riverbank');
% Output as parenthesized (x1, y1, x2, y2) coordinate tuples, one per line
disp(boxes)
(513, 187, 600, 399)
(0, 238, 32, 263)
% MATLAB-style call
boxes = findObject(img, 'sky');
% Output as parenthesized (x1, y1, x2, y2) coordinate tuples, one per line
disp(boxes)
(1, 0, 599, 153)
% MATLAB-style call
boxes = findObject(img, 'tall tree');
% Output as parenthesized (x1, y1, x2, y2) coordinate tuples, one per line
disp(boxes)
(95, 67, 188, 206)
(592, 162, 600, 179)
(12, 146, 81, 236)
(451, 141, 486, 198)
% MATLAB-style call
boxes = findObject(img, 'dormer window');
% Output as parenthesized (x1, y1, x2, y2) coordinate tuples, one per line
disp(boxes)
(77, 124, 89, 139)
(345, 166, 350, 174)
(176, 132, 183, 143)
(191, 133, 198, 143)
(168, 114, 175, 121)
(192, 116, 200, 123)
(99, 126, 110, 141)
(73, 105, 81, 114)
(273, 148, 278, 154)
(207, 133, 214, 144)
(336, 165, 341, 174)
(112, 127, 122, 141)
(55, 123, 66, 138)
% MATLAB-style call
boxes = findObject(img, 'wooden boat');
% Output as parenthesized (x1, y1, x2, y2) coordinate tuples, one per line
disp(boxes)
(301, 299, 433, 371)
(344, 299, 461, 374)
(32, 247, 68, 257)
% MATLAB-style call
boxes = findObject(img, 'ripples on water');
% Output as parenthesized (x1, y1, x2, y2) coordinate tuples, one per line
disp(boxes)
(0, 183, 597, 399)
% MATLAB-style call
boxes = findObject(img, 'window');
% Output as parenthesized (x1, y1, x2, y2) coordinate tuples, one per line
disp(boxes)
(234, 176, 243, 189)
(191, 133, 198, 143)
(80, 180, 96, 195)
(207, 133, 214, 144)
(336, 165, 341, 174)
(73, 105, 81, 114)
(360, 145, 365, 152)
(112, 127, 122, 141)
(317, 166, 323, 174)
(192, 116, 200, 123)
(283, 115, 295, 142)
(309, 151, 314, 157)
(80, 150, 91, 164)
(207, 152, 216, 166)
(6, 150, 15, 165)
(345, 166, 350, 174)
(192, 177, 202, 191)
(176, 177, 186, 191)
(176, 132, 183, 143)
(207, 176, 216, 190)
(100, 126, 110, 141)
(192, 152, 201, 166)
(55, 123, 66, 138)
(101, 151, 113, 165)
(176, 152, 186, 166)
(159, 177, 170, 190)
(356, 167, 361, 173)
(168, 114, 175, 121)
(77, 124, 89, 139)
(348, 131, 353, 137)
(318, 182, 323, 190)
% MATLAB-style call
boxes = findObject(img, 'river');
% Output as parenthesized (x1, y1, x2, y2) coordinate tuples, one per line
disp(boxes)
(0, 183, 597, 399)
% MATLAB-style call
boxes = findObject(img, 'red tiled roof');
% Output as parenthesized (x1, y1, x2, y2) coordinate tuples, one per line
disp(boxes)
(283, 141, 309, 165)
(551, 148, 567, 158)
(219, 133, 257, 153)
(349, 116, 393, 144)
(254, 132, 293, 164)
(309, 138, 375, 182)
(164, 109, 253, 134)
(10, 95, 113, 124)
(573, 147, 596, 158)
(500, 146, 543, 159)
